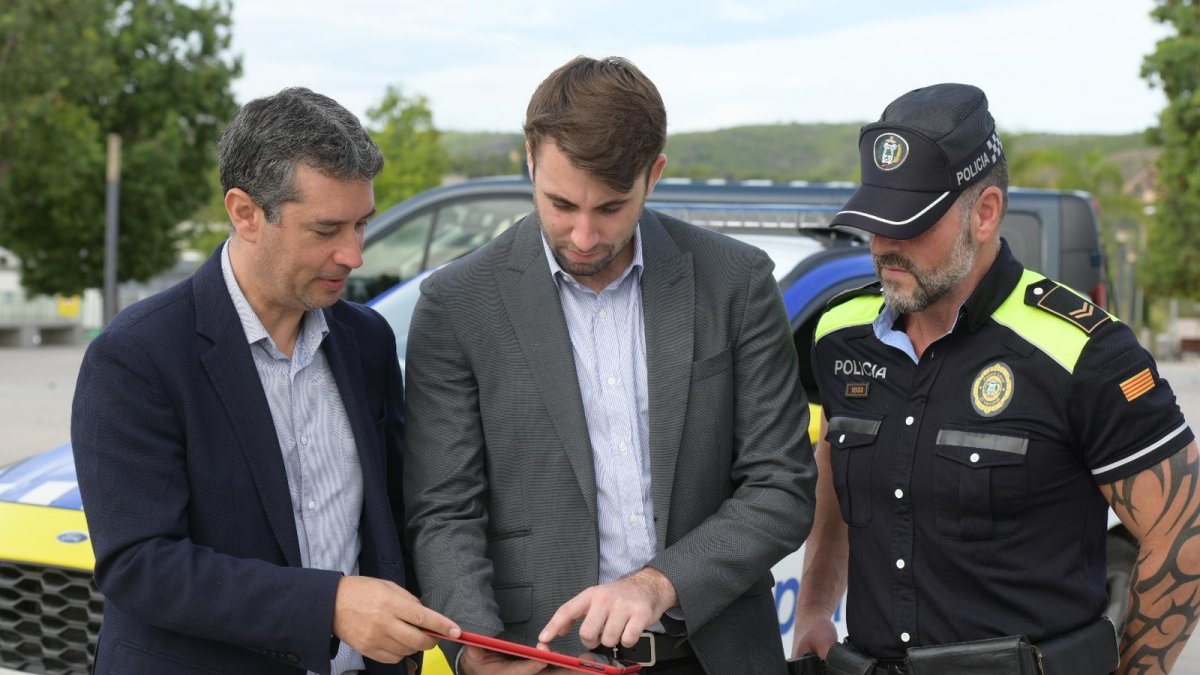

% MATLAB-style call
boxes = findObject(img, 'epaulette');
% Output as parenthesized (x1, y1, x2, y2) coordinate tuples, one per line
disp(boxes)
(824, 280, 882, 311)
(1024, 278, 1111, 335)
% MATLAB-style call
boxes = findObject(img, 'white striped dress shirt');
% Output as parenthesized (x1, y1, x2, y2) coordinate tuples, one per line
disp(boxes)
(541, 229, 658, 586)
(220, 242, 365, 675)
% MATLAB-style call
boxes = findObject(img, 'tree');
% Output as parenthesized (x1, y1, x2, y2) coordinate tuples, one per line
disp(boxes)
(1008, 142, 1145, 237)
(0, 0, 240, 297)
(1141, 0, 1200, 299)
(367, 86, 449, 211)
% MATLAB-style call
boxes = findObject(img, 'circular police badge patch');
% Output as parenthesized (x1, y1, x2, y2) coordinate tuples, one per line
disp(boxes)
(874, 133, 909, 171)
(971, 362, 1014, 417)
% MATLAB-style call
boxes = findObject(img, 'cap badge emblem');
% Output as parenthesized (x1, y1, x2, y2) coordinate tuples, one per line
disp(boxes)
(971, 361, 1014, 417)
(874, 133, 909, 171)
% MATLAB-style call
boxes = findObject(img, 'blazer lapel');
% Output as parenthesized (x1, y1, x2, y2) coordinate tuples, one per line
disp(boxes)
(321, 316, 374, 471)
(321, 315, 392, 560)
(193, 249, 303, 567)
(496, 215, 598, 521)
(638, 211, 694, 549)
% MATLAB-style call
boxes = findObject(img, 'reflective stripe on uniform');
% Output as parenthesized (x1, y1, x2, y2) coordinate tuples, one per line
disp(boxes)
(816, 294, 884, 344)
(991, 269, 1116, 374)
(1091, 422, 1191, 477)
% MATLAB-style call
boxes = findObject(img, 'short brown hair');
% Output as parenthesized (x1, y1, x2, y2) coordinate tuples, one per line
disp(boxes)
(524, 56, 667, 193)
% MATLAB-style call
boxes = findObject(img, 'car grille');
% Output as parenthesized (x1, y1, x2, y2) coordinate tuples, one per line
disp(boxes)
(0, 560, 101, 675)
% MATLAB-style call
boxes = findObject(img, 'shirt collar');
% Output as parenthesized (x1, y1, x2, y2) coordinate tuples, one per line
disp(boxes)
(870, 238, 1023, 362)
(220, 240, 329, 352)
(960, 238, 1024, 333)
(873, 237, 1024, 339)
(541, 224, 645, 291)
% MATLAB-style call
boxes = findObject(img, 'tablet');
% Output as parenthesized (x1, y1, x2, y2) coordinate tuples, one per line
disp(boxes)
(426, 629, 643, 674)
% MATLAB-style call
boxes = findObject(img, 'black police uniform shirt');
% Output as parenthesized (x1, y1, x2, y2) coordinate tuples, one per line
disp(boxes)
(812, 240, 1193, 660)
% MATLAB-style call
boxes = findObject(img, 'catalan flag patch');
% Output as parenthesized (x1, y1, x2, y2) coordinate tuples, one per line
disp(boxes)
(1119, 368, 1155, 402)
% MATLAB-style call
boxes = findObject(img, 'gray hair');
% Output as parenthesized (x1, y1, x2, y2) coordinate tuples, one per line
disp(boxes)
(218, 87, 383, 223)
(958, 155, 1010, 220)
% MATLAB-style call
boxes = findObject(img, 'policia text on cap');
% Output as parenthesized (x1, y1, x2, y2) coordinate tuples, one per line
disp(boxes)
(791, 83, 1199, 675)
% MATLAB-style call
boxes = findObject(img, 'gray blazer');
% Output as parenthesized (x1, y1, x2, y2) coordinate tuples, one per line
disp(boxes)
(404, 209, 815, 674)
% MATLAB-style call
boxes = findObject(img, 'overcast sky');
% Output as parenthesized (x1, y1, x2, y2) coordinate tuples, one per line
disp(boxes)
(228, 0, 1169, 136)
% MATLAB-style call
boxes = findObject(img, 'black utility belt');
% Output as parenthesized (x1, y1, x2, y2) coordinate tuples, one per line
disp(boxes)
(824, 617, 1118, 675)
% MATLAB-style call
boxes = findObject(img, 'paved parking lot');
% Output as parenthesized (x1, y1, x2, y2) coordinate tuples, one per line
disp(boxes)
(0, 345, 84, 463)
(3, 344, 1200, 671)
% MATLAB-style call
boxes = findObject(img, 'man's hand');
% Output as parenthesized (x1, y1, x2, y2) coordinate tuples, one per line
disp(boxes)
(331, 576, 460, 664)
(537, 567, 677, 651)
(791, 612, 837, 660)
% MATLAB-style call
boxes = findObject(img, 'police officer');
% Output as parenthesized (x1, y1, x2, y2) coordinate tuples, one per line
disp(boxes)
(790, 83, 1200, 675)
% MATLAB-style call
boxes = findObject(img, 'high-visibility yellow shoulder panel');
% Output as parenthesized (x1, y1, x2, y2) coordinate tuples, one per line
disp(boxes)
(815, 294, 884, 344)
(991, 269, 1116, 373)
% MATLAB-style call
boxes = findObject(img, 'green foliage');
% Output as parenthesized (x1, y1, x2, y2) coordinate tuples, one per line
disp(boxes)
(438, 125, 865, 182)
(443, 131, 524, 178)
(368, 86, 449, 211)
(443, 127, 1153, 190)
(178, 166, 229, 257)
(1141, 0, 1200, 299)
(665, 123, 862, 181)
(1007, 138, 1146, 235)
(0, 0, 240, 296)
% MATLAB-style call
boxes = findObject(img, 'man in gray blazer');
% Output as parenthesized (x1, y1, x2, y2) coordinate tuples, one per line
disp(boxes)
(404, 56, 816, 675)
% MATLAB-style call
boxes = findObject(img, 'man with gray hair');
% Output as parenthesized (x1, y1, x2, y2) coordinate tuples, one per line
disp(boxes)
(72, 87, 459, 675)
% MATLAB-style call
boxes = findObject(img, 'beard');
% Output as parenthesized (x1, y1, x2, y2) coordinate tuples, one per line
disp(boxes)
(538, 207, 637, 280)
(874, 211, 977, 314)
(549, 239, 629, 278)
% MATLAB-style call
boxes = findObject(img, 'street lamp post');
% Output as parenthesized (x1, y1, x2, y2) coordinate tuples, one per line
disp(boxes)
(103, 133, 121, 325)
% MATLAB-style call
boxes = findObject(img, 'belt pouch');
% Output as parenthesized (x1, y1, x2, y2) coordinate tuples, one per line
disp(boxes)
(904, 635, 1038, 675)
(1036, 617, 1119, 675)
(825, 641, 877, 675)
(787, 654, 826, 675)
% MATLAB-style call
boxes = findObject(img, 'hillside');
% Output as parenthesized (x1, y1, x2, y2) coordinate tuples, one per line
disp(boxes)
(441, 126, 1156, 187)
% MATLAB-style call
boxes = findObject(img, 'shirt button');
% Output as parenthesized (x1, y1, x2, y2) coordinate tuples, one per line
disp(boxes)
(905, 416, 914, 426)
(307, 500, 315, 510)
(896, 559, 905, 569)
(598, 309, 608, 319)
(300, 435, 309, 445)
(607, 375, 616, 385)
(629, 514, 640, 524)
(619, 442, 628, 453)
(970, 452, 981, 463)
(838, 434, 846, 443)
(1033, 287, 1045, 296)
(894, 489, 904, 499)
(901, 632, 911, 643)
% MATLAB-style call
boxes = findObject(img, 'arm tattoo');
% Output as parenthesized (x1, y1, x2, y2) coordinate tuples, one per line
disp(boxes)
(1105, 443, 1200, 675)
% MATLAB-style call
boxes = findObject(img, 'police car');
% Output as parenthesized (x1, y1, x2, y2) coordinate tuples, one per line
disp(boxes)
(0, 176, 1122, 673)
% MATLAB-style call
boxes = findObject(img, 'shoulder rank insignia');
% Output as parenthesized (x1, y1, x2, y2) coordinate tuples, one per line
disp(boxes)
(1024, 279, 1111, 334)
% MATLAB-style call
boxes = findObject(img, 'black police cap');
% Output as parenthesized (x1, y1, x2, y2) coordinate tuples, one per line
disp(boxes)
(833, 83, 1005, 240)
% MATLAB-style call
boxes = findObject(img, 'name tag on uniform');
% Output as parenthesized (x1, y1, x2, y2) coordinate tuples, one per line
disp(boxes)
(845, 382, 870, 399)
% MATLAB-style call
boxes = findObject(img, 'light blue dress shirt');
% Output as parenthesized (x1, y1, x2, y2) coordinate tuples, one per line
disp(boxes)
(873, 303, 960, 364)
(221, 242, 365, 675)
(541, 229, 658, 586)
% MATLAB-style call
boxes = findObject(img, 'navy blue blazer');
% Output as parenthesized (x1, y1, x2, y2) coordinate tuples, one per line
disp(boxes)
(71, 247, 412, 675)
